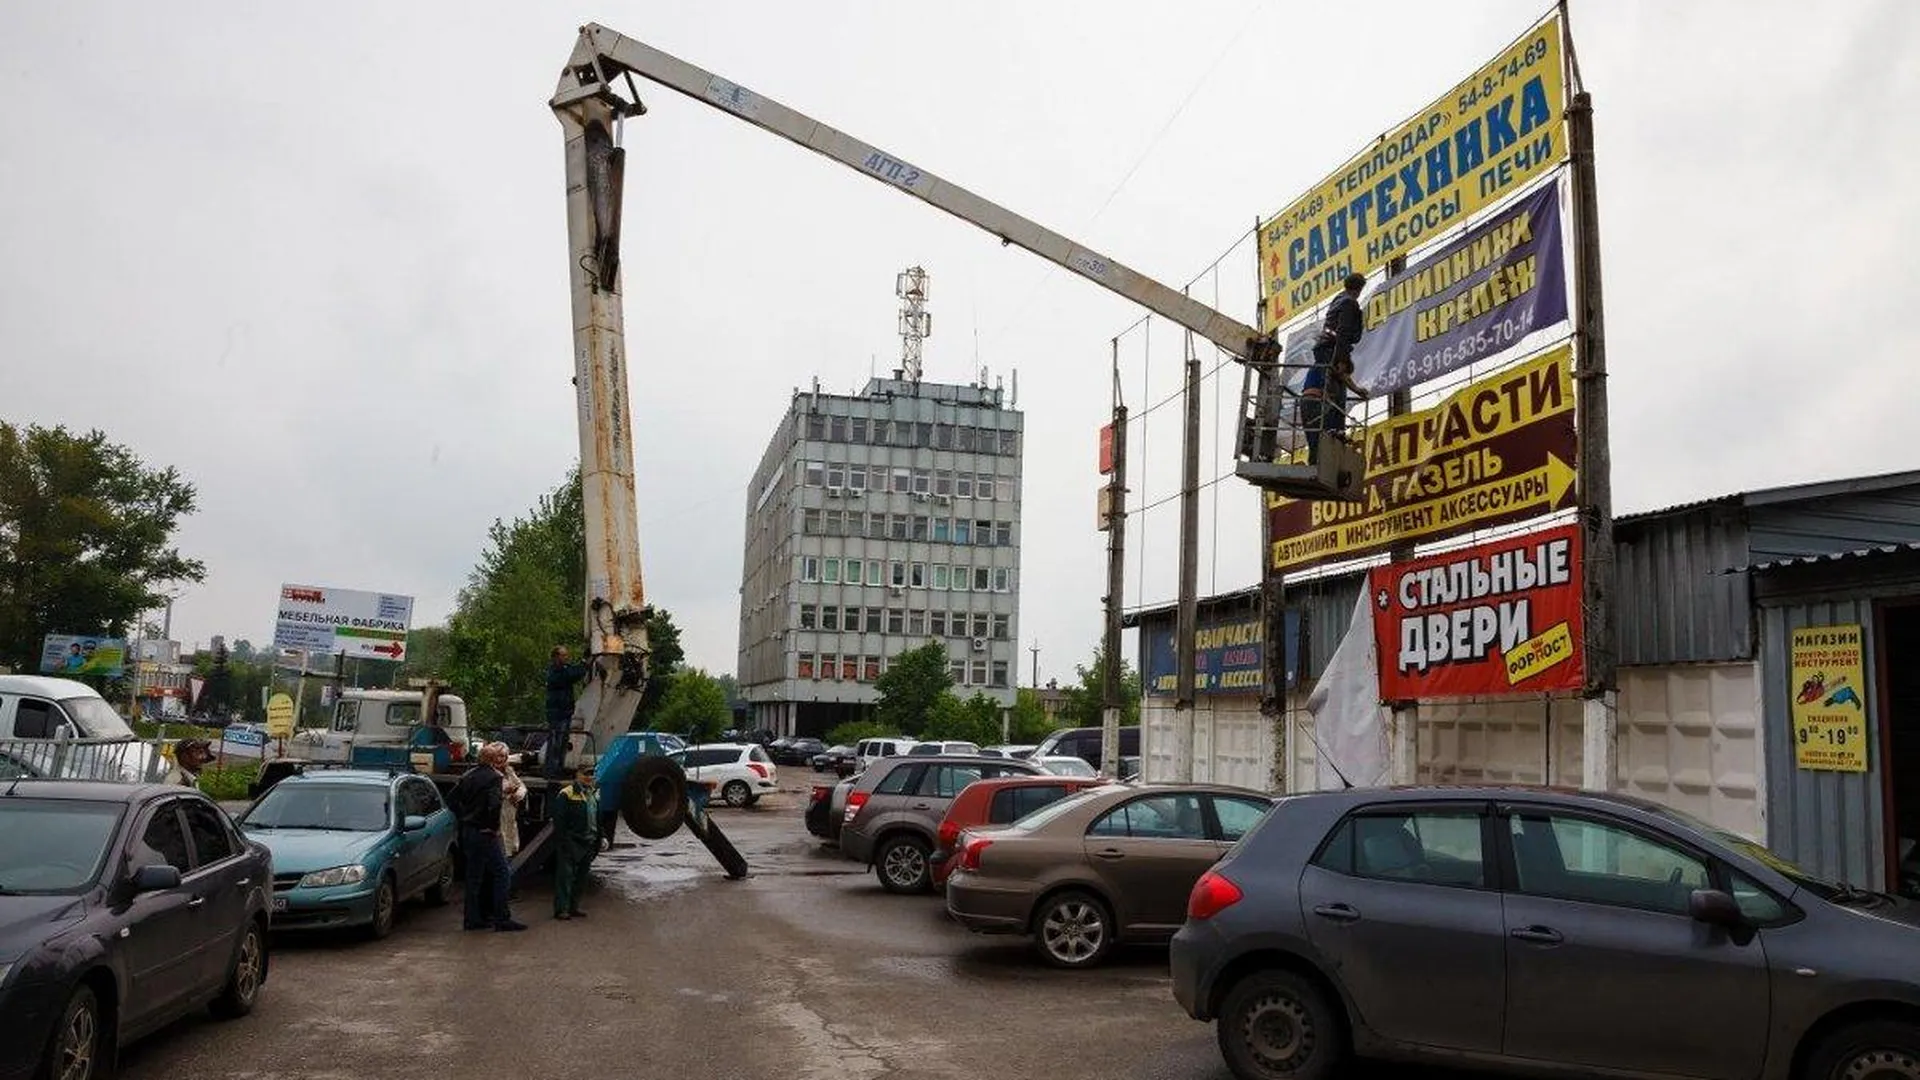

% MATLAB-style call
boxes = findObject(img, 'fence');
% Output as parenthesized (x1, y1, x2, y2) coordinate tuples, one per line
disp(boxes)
(0, 737, 171, 783)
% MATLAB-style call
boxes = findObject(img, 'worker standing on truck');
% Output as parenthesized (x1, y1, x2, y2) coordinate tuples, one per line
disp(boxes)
(551, 761, 600, 921)
(545, 646, 589, 779)
(1298, 272, 1370, 463)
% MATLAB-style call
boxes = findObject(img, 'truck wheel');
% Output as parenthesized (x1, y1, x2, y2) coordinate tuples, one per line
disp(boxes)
(620, 756, 687, 840)
(722, 780, 752, 808)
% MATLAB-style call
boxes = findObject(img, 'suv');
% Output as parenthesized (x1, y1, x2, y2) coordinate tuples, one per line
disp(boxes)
(1032, 725, 1140, 768)
(671, 744, 777, 807)
(841, 755, 1043, 893)
(929, 774, 1105, 886)
(854, 736, 918, 770)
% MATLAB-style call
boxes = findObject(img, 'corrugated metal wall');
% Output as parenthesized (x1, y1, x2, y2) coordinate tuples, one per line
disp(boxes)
(1760, 599, 1885, 888)
(1749, 488, 1920, 561)
(1615, 506, 1754, 664)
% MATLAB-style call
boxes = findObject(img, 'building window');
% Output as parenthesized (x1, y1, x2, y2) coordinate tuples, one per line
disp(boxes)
(865, 607, 883, 632)
(824, 510, 844, 536)
(806, 415, 826, 440)
(885, 514, 905, 541)
(974, 520, 993, 546)
(909, 610, 926, 636)
(910, 563, 926, 588)
(890, 561, 906, 587)
(845, 558, 862, 583)
(999, 431, 1018, 455)
(843, 606, 861, 630)
(847, 465, 867, 491)
(823, 559, 841, 584)
(821, 606, 839, 631)
(932, 565, 951, 590)
(934, 423, 954, 450)
(798, 653, 815, 679)
(892, 467, 912, 493)
(850, 417, 868, 444)
(954, 520, 972, 545)
(950, 660, 966, 684)
(992, 613, 1009, 639)
(991, 661, 1009, 688)
(804, 461, 824, 487)
(994, 522, 1012, 547)
(818, 653, 836, 680)
(951, 565, 969, 591)
(977, 474, 996, 500)
(872, 419, 891, 445)
(887, 609, 905, 634)
(801, 557, 820, 582)
(826, 463, 845, 489)
(957, 426, 977, 452)
(930, 611, 947, 637)
(971, 660, 988, 686)
(864, 656, 882, 681)
(932, 518, 950, 543)
(913, 469, 931, 495)
(829, 416, 847, 442)
(866, 561, 884, 587)
(894, 422, 916, 448)
(973, 567, 990, 591)
(955, 473, 973, 498)
(841, 656, 857, 680)
(802, 509, 821, 535)
(934, 470, 953, 496)
(865, 513, 886, 540)
(799, 604, 817, 630)
(972, 613, 990, 639)
(993, 568, 1011, 592)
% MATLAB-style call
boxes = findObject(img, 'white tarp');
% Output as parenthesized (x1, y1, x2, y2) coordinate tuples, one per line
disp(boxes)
(1308, 590, 1389, 789)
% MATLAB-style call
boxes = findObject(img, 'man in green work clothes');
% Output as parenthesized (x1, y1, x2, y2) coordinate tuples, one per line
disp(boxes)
(553, 761, 600, 920)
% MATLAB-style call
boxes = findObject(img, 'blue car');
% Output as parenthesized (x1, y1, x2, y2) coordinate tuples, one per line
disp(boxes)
(237, 769, 457, 939)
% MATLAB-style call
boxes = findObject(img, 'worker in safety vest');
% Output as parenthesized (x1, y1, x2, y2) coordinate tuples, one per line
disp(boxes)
(1298, 272, 1371, 463)
(552, 762, 600, 920)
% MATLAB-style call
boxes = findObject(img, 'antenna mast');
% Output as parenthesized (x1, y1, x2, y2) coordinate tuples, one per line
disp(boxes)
(896, 266, 931, 383)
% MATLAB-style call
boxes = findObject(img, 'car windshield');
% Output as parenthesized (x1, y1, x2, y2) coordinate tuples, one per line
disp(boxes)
(242, 784, 391, 831)
(60, 697, 134, 739)
(1042, 757, 1097, 778)
(1009, 786, 1116, 831)
(0, 799, 125, 893)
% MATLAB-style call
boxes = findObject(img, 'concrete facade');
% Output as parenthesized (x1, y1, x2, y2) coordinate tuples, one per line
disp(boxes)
(737, 376, 1023, 736)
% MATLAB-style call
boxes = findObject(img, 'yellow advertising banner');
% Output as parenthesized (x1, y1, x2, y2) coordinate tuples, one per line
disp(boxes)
(1790, 625, 1869, 772)
(1258, 13, 1567, 330)
(1268, 344, 1576, 572)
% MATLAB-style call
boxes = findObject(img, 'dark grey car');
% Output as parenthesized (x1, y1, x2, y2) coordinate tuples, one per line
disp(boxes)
(840, 755, 1042, 893)
(1171, 785, 1920, 1080)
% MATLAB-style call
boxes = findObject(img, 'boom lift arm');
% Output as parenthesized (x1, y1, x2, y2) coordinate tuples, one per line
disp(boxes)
(550, 22, 1363, 756)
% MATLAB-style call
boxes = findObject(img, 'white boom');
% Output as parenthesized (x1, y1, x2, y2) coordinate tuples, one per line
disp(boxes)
(549, 22, 1362, 753)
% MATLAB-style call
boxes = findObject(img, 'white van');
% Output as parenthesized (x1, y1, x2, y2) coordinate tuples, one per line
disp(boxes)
(854, 736, 918, 771)
(0, 675, 136, 740)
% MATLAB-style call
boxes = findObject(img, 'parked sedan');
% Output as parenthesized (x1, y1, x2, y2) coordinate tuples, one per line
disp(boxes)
(810, 744, 856, 773)
(946, 783, 1272, 968)
(1171, 786, 1920, 1080)
(775, 737, 826, 766)
(0, 780, 271, 1080)
(238, 769, 456, 938)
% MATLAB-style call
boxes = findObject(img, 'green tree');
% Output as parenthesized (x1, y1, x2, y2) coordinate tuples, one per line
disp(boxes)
(1059, 644, 1141, 729)
(874, 641, 953, 735)
(825, 719, 890, 747)
(0, 423, 205, 672)
(920, 691, 1004, 746)
(1006, 688, 1058, 743)
(654, 667, 731, 742)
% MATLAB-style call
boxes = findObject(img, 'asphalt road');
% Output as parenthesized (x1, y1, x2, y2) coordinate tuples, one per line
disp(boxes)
(125, 779, 1246, 1080)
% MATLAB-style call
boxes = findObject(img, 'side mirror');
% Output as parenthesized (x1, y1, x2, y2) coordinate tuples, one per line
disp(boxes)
(1689, 888, 1753, 942)
(130, 864, 182, 892)
(402, 814, 429, 832)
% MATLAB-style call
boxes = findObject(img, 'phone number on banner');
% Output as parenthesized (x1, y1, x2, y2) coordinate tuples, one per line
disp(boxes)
(1382, 310, 1543, 389)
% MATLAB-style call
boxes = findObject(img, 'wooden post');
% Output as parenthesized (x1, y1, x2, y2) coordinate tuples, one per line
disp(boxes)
(1176, 341, 1203, 781)
(1102, 353, 1129, 781)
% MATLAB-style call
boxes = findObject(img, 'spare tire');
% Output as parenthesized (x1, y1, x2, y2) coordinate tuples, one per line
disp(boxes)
(620, 755, 687, 840)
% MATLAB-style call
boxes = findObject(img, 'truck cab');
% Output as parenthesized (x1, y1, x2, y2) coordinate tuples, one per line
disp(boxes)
(259, 689, 471, 791)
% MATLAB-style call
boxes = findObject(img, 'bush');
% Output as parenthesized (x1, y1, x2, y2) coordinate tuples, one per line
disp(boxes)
(824, 719, 891, 747)
(197, 761, 260, 802)
(133, 720, 225, 741)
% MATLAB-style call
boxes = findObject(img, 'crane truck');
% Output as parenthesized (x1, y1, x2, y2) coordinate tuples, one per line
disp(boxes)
(538, 22, 1366, 874)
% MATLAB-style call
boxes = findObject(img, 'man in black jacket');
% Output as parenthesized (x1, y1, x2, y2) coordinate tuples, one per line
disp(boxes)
(448, 743, 525, 931)
(1298, 272, 1371, 463)
(545, 646, 589, 780)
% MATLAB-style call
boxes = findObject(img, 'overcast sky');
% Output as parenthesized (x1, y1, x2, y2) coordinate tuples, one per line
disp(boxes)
(3, 1, 1916, 682)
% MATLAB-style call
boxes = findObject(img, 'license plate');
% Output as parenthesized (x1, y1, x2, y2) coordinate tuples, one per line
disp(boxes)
(271, 896, 288, 913)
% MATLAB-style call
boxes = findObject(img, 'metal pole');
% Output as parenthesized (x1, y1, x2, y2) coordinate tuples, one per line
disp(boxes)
(1176, 335, 1202, 782)
(1102, 348, 1129, 780)
(1257, 216, 1288, 793)
(1029, 642, 1040, 689)
(1569, 89, 1618, 791)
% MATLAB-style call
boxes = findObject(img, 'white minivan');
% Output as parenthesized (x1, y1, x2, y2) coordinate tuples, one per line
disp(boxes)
(854, 736, 918, 771)
(0, 675, 158, 782)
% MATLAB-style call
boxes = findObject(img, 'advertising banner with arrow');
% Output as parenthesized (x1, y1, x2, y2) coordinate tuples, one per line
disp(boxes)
(1268, 343, 1576, 573)
(272, 583, 414, 661)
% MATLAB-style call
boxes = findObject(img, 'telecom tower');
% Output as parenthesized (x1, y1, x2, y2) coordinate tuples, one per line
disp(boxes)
(897, 266, 931, 383)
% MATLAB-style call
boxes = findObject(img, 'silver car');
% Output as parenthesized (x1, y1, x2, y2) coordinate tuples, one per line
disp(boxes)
(840, 755, 1042, 893)
(1171, 785, 1920, 1080)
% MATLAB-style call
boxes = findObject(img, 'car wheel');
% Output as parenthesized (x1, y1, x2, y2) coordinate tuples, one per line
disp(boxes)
(365, 876, 396, 940)
(1216, 969, 1344, 1080)
(876, 835, 932, 894)
(721, 780, 752, 808)
(43, 984, 101, 1080)
(1032, 890, 1114, 968)
(423, 855, 455, 906)
(1806, 1020, 1920, 1080)
(210, 919, 266, 1019)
